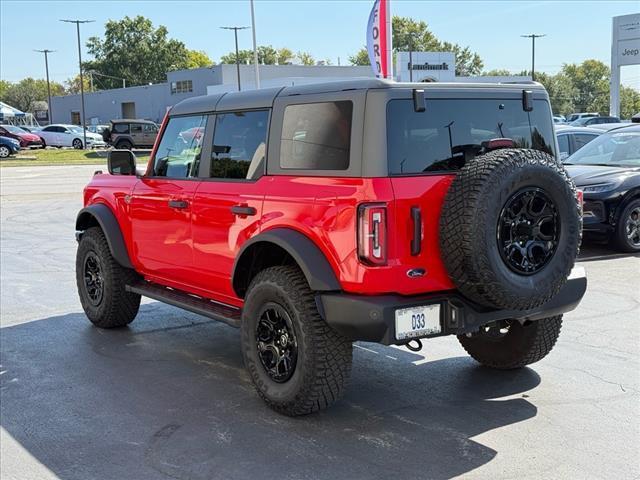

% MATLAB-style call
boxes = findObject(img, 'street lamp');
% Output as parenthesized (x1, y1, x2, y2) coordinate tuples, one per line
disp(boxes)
(61, 19, 94, 148)
(521, 33, 546, 81)
(221, 26, 249, 92)
(34, 49, 55, 123)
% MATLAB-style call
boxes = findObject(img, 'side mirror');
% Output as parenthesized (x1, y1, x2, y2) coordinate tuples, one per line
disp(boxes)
(108, 149, 137, 175)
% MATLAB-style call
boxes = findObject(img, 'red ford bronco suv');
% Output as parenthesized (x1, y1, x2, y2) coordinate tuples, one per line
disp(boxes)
(75, 79, 586, 416)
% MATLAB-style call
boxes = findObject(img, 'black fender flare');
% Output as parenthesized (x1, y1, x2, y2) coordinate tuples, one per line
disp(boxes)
(76, 203, 133, 269)
(232, 228, 341, 297)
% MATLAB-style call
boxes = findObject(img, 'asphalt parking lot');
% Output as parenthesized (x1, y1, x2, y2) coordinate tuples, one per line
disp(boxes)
(1, 165, 639, 480)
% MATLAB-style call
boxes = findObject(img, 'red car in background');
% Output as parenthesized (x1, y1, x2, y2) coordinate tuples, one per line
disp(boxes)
(0, 124, 44, 148)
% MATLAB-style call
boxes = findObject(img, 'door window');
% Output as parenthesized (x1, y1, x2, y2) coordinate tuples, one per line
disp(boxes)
(131, 124, 143, 133)
(574, 133, 598, 151)
(210, 110, 269, 179)
(153, 115, 207, 178)
(113, 123, 129, 134)
(557, 134, 570, 160)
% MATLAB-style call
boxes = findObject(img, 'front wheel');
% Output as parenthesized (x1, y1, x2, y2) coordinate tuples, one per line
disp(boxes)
(613, 199, 640, 252)
(72, 138, 83, 149)
(458, 315, 562, 369)
(0, 145, 11, 158)
(76, 226, 141, 328)
(240, 266, 352, 416)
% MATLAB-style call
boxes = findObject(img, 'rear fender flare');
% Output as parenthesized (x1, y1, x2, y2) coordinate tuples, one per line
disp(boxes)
(232, 228, 341, 298)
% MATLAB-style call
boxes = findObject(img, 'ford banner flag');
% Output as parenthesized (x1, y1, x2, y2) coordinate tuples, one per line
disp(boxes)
(367, 0, 393, 79)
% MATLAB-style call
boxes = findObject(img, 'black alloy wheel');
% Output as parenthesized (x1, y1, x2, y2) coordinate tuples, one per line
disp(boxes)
(83, 251, 104, 306)
(624, 205, 640, 249)
(255, 302, 298, 383)
(497, 187, 560, 275)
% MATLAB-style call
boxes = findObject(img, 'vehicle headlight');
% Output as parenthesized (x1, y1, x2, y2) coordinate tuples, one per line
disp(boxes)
(581, 183, 618, 193)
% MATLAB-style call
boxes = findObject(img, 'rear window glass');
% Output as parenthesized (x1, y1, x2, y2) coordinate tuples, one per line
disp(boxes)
(280, 101, 352, 170)
(387, 98, 555, 174)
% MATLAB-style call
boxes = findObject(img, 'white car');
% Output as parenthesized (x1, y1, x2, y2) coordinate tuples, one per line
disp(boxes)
(36, 124, 106, 149)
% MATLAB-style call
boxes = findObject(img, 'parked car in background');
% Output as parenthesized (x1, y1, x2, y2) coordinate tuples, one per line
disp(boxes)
(553, 115, 566, 124)
(571, 116, 620, 127)
(632, 113, 639, 123)
(87, 124, 109, 135)
(103, 119, 159, 149)
(566, 112, 599, 123)
(36, 124, 106, 149)
(0, 136, 21, 158)
(589, 122, 635, 133)
(556, 125, 601, 161)
(18, 126, 36, 133)
(0, 124, 44, 148)
(565, 124, 640, 252)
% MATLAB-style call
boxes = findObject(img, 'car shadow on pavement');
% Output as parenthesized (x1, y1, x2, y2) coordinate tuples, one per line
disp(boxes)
(1, 305, 540, 480)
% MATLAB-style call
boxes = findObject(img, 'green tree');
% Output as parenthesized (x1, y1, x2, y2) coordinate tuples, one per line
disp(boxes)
(561, 59, 610, 114)
(482, 69, 513, 76)
(296, 51, 315, 66)
(64, 75, 92, 95)
(277, 48, 293, 65)
(0, 78, 65, 112)
(184, 50, 213, 69)
(0, 80, 11, 100)
(220, 49, 253, 64)
(84, 15, 195, 88)
(534, 72, 577, 116)
(620, 85, 640, 119)
(348, 15, 483, 76)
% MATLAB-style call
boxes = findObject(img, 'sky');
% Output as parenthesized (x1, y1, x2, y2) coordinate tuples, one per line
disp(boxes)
(1, 0, 638, 88)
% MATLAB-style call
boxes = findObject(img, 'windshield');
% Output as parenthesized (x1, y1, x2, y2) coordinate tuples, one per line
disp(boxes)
(387, 98, 555, 174)
(3, 125, 24, 134)
(566, 130, 640, 167)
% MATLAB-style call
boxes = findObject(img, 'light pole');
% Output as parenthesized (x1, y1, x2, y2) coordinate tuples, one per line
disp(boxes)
(34, 49, 55, 123)
(221, 26, 249, 92)
(250, 0, 260, 89)
(521, 33, 545, 81)
(61, 19, 94, 148)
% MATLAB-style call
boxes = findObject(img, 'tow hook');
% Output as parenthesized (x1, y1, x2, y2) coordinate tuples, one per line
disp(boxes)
(405, 338, 423, 352)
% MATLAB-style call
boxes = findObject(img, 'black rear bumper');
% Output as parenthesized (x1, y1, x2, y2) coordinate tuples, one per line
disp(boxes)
(317, 267, 587, 345)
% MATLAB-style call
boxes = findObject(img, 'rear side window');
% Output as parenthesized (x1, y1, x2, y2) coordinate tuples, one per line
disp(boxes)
(153, 115, 206, 178)
(280, 101, 352, 170)
(387, 98, 555, 174)
(113, 123, 129, 134)
(210, 110, 269, 179)
(557, 134, 570, 159)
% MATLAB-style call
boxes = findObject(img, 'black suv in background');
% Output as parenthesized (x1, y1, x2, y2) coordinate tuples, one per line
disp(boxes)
(103, 119, 159, 149)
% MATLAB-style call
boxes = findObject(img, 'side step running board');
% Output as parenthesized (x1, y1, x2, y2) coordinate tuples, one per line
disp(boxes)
(126, 281, 241, 328)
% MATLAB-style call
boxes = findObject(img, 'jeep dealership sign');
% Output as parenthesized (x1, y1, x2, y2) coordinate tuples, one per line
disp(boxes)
(611, 13, 639, 117)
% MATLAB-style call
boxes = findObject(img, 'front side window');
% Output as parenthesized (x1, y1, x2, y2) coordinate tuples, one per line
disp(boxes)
(387, 98, 555, 174)
(280, 101, 352, 170)
(574, 133, 598, 150)
(153, 115, 207, 178)
(131, 124, 143, 133)
(144, 123, 158, 133)
(210, 110, 269, 179)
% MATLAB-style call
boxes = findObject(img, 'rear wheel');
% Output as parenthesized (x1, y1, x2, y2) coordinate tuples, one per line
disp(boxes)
(458, 316, 563, 369)
(240, 266, 352, 416)
(612, 199, 640, 252)
(116, 140, 133, 150)
(76, 226, 141, 328)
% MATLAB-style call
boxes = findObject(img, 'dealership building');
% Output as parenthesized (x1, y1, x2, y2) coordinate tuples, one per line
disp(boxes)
(50, 57, 529, 126)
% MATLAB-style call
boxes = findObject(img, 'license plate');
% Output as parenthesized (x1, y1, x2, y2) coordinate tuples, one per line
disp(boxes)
(395, 304, 441, 340)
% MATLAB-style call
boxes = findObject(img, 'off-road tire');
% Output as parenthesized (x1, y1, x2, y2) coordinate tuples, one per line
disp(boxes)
(458, 315, 563, 369)
(116, 140, 133, 150)
(612, 198, 640, 253)
(241, 266, 352, 416)
(440, 148, 581, 311)
(76, 226, 141, 328)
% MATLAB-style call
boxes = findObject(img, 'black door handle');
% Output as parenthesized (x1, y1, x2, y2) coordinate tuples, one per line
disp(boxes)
(231, 205, 257, 216)
(411, 206, 422, 256)
(168, 199, 189, 209)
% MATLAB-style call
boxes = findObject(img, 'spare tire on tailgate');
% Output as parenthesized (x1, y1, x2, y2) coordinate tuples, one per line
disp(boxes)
(439, 148, 581, 311)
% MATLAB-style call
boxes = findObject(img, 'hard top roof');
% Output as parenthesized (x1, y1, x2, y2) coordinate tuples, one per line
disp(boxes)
(170, 78, 548, 116)
(111, 119, 157, 124)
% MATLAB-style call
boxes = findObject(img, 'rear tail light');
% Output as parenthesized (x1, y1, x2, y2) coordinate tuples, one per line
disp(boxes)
(358, 203, 387, 266)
